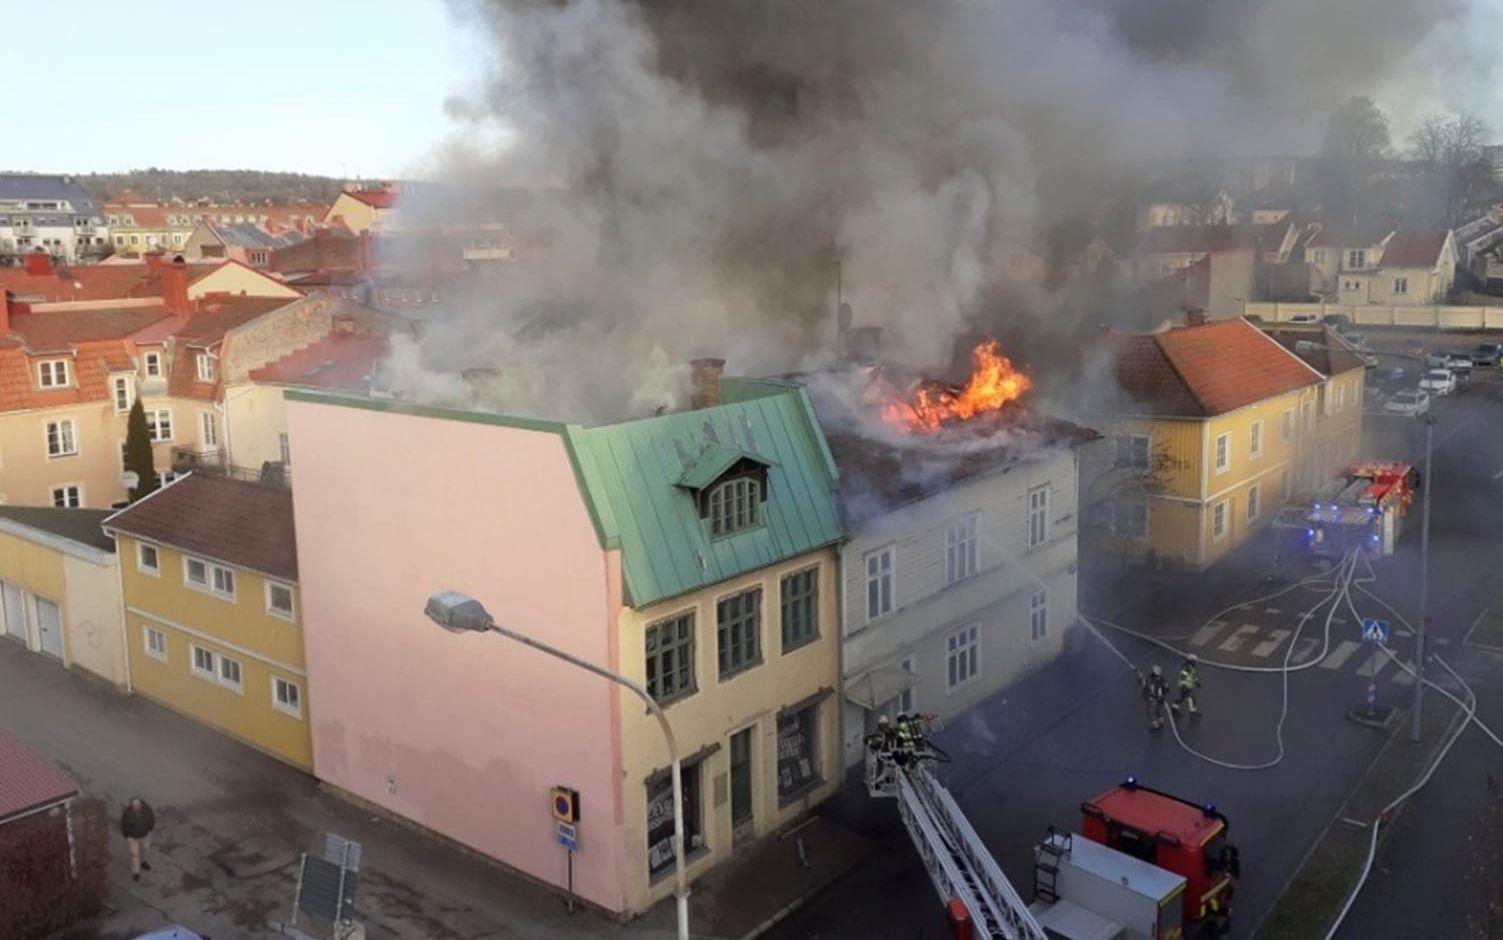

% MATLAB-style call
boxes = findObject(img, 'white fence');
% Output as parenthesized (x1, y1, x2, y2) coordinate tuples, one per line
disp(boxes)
(1245, 301, 1503, 331)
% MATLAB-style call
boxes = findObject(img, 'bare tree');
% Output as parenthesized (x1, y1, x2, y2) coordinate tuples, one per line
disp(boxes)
(1409, 114, 1449, 165)
(1322, 96, 1391, 160)
(1444, 112, 1490, 166)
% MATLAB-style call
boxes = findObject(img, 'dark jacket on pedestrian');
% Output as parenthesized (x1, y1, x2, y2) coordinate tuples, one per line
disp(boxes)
(121, 801, 155, 839)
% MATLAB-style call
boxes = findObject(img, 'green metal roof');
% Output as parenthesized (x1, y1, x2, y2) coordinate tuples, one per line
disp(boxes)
(565, 379, 843, 607)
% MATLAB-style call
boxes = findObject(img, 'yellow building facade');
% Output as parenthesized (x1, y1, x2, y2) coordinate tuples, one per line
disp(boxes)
(615, 546, 842, 913)
(105, 476, 309, 770)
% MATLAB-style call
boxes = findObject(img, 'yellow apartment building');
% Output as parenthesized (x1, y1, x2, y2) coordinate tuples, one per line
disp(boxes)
(1091, 317, 1337, 568)
(103, 473, 309, 769)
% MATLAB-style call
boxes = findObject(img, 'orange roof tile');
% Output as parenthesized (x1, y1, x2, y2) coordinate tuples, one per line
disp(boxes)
(1112, 318, 1322, 417)
(249, 333, 387, 391)
(0, 262, 220, 304)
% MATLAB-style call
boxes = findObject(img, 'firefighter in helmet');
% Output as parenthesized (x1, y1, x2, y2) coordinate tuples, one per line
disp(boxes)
(1174, 654, 1203, 717)
(1140, 665, 1170, 730)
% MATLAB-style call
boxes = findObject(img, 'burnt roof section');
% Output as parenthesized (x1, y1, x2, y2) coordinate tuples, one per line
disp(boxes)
(1262, 325, 1367, 377)
(104, 474, 297, 580)
(825, 417, 1098, 523)
(0, 507, 114, 553)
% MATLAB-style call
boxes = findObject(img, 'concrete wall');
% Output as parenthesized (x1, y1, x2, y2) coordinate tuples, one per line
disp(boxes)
(189, 263, 301, 301)
(616, 547, 841, 913)
(285, 397, 629, 914)
(1248, 302, 1503, 330)
(223, 383, 289, 471)
(838, 451, 1077, 767)
(117, 534, 311, 769)
(0, 398, 179, 509)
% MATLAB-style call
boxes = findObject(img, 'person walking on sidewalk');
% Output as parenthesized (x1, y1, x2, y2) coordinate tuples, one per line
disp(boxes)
(1139, 665, 1170, 730)
(1174, 655, 1203, 718)
(121, 796, 156, 881)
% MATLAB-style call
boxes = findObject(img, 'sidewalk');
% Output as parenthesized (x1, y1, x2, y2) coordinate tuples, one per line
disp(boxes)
(0, 640, 872, 940)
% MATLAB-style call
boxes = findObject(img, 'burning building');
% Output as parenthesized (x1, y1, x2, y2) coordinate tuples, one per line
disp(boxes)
(283, 365, 845, 917)
(790, 340, 1097, 768)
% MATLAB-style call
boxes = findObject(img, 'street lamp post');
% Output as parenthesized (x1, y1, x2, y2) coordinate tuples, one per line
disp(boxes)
(423, 592, 691, 940)
(1410, 415, 1434, 742)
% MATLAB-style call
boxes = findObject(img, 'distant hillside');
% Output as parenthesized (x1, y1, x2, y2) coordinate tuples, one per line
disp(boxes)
(78, 169, 348, 205)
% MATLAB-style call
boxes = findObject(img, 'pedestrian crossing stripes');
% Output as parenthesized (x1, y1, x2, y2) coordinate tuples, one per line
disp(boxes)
(1251, 630, 1291, 658)
(1355, 650, 1389, 679)
(1320, 641, 1361, 670)
(1291, 637, 1319, 665)
(1189, 622, 1227, 648)
(1218, 624, 1262, 652)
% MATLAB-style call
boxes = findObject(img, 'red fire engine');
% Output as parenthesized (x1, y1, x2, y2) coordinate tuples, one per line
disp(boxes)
(1082, 777, 1239, 933)
(1277, 461, 1417, 561)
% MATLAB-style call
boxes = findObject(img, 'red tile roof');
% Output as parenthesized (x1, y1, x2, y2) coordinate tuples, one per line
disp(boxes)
(0, 261, 219, 303)
(1112, 318, 1322, 417)
(8, 307, 172, 350)
(1381, 231, 1451, 268)
(1137, 223, 1292, 257)
(0, 726, 78, 825)
(104, 475, 298, 580)
(168, 296, 298, 400)
(249, 332, 387, 391)
(347, 190, 398, 209)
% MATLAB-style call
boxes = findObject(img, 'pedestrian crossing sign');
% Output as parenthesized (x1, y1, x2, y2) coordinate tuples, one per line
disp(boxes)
(1361, 618, 1389, 644)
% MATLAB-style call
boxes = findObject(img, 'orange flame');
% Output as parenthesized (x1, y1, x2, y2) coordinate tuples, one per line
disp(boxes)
(880, 340, 1032, 433)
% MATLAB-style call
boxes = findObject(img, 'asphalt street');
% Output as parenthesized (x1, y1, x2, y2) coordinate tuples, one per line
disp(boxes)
(771, 336, 1503, 940)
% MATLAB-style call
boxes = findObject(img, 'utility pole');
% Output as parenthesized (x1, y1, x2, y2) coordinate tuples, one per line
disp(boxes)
(1411, 413, 1434, 742)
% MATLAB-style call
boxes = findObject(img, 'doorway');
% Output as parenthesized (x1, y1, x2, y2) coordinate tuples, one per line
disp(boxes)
(730, 727, 753, 846)
(35, 597, 63, 658)
(2, 582, 25, 643)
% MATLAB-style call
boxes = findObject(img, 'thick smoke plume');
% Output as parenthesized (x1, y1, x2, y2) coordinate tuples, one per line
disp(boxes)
(402, 0, 1485, 424)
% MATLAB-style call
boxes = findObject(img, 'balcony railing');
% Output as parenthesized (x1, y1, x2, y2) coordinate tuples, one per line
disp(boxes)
(171, 448, 290, 488)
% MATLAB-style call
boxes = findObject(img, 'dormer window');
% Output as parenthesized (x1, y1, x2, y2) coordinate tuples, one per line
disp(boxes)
(38, 359, 69, 388)
(708, 476, 761, 536)
(196, 353, 215, 382)
(143, 351, 162, 377)
(677, 444, 772, 539)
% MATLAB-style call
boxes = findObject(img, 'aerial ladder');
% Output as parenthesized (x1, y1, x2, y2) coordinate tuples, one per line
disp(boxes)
(865, 717, 1049, 940)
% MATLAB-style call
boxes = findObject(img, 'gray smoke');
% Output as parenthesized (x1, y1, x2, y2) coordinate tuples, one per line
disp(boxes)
(397, 0, 1486, 423)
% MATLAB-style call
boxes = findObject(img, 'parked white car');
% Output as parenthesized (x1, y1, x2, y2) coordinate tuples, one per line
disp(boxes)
(1444, 353, 1474, 375)
(1426, 351, 1450, 368)
(1419, 369, 1456, 396)
(1288, 313, 1319, 323)
(1383, 388, 1431, 416)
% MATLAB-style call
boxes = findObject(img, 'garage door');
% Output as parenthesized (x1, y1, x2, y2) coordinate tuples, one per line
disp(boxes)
(35, 597, 63, 658)
(1, 582, 24, 642)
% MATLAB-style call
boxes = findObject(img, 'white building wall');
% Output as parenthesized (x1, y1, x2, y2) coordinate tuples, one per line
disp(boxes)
(838, 449, 1080, 768)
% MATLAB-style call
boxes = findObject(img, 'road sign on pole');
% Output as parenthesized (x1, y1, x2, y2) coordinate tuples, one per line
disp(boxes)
(556, 821, 579, 852)
(1361, 618, 1389, 645)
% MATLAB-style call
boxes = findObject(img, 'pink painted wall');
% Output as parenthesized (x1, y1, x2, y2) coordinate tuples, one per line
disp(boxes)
(286, 399, 628, 912)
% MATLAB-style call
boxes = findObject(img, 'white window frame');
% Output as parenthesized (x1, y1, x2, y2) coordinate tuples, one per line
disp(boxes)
(50, 484, 82, 508)
(143, 626, 167, 662)
(195, 352, 215, 382)
(45, 419, 78, 458)
(217, 654, 244, 693)
(1281, 409, 1295, 442)
(190, 644, 216, 680)
(265, 580, 296, 621)
(136, 541, 161, 576)
(1247, 484, 1261, 522)
(944, 514, 979, 586)
(37, 359, 70, 388)
(1030, 588, 1049, 641)
(143, 351, 162, 377)
(200, 412, 218, 448)
(211, 564, 236, 600)
(1249, 420, 1263, 459)
(146, 409, 173, 442)
(1394, 276, 1409, 295)
(1214, 432, 1230, 474)
(1113, 498, 1148, 539)
(1212, 500, 1230, 540)
(271, 675, 303, 719)
(864, 546, 894, 621)
(1348, 249, 1365, 269)
(112, 375, 134, 413)
(1114, 434, 1151, 470)
(946, 623, 980, 691)
(1027, 485, 1050, 549)
(183, 555, 235, 601)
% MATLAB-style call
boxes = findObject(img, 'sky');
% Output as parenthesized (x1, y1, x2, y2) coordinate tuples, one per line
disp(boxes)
(8, 0, 480, 179)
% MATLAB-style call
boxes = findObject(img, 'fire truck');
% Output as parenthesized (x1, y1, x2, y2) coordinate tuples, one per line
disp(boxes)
(1274, 461, 1417, 562)
(865, 718, 1238, 939)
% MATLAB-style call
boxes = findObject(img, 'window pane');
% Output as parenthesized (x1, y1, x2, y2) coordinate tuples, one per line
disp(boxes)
(777, 705, 819, 798)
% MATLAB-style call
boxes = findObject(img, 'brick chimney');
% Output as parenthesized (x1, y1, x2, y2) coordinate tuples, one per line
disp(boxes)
(161, 255, 191, 315)
(1186, 308, 1209, 327)
(690, 357, 726, 410)
(23, 251, 54, 277)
